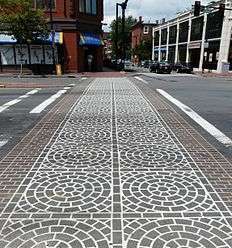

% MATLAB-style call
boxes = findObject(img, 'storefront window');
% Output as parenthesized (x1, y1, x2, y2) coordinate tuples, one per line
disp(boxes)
(191, 16, 204, 41)
(161, 29, 167, 45)
(33, 0, 56, 9)
(179, 21, 188, 43)
(168, 46, 175, 63)
(206, 11, 223, 40)
(79, 0, 97, 15)
(154, 31, 159, 46)
(169, 25, 177, 44)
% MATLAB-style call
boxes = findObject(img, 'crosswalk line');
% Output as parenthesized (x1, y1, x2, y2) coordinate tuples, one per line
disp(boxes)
(157, 88, 232, 147)
(0, 140, 8, 149)
(0, 89, 41, 113)
(30, 88, 68, 114)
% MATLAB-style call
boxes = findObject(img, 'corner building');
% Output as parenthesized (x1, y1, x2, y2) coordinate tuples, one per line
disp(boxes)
(152, 0, 232, 73)
(0, 0, 104, 73)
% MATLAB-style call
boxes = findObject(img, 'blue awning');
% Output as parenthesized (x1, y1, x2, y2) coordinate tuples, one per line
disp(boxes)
(79, 32, 104, 46)
(0, 32, 63, 44)
(0, 34, 16, 43)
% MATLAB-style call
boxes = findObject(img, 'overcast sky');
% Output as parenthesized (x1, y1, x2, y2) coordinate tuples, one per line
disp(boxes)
(104, 0, 210, 30)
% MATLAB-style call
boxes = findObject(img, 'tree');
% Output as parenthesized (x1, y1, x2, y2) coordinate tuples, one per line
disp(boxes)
(110, 15, 137, 59)
(132, 38, 153, 61)
(0, 0, 49, 43)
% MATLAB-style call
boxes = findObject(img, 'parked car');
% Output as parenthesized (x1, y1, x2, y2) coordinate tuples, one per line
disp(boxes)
(173, 62, 193, 73)
(149, 61, 159, 72)
(150, 61, 172, 74)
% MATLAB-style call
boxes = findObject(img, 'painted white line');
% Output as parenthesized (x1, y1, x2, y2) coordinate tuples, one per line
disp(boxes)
(134, 76, 149, 84)
(0, 140, 8, 148)
(157, 89, 232, 147)
(81, 77, 88, 80)
(0, 89, 40, 113)
(63, 86, 71, 90)
(30, 89, 67, 114)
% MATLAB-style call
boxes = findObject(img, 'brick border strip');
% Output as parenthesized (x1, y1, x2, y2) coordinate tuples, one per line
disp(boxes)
(0, 80, 92, 214)
(133, 79, 232, 213)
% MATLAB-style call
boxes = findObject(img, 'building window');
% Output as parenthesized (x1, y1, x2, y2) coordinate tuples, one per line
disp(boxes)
(144, 26, 149, 34)
(154, 31, 159, 46)
(191, 16, 204, 41)
(161, 28, 167, 45)
(79, 0, 97, 15)
(169, 25, 177, 44)
(33, 0, 56, 10)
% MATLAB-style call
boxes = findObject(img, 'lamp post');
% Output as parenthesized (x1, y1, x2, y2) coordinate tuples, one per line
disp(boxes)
(115, 0, 129, 65)
(49, 0, 56, 73)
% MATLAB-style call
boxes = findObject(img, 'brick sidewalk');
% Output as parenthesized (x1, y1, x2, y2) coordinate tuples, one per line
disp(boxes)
(0, 77, 231, 247)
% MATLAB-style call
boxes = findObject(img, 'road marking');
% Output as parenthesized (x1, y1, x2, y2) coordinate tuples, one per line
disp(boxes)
(0, 140, 8, 148)
(157, 89, 232, 147)
(81, 77, 88, 80)
(134, 76, 149, 84)
(30, 88, 67, 114)
(0, 89, 40, 113)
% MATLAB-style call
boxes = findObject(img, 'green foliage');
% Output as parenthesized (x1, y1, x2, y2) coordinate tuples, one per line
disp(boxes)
(132, 39, 152, 61)
(0, 0, 49, 43)
(110, 15, 137, 59)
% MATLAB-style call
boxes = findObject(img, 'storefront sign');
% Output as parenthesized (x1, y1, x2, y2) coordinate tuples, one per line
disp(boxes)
(189, 42, 201, 49)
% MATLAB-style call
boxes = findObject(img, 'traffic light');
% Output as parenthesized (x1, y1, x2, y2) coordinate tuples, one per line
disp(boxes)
(194, 1, 201, 17)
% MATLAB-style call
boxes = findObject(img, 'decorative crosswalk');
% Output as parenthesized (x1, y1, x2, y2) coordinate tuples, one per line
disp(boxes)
(0, 78, 231, 248)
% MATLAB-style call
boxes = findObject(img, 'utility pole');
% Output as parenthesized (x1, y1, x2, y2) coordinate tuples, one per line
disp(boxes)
(121, 0, 128, 62)
(115, 3, 120, 63)
(49, 0, 56, 73)
(115, 0, 129, 67)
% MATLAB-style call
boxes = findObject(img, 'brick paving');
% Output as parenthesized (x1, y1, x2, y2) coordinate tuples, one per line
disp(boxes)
(0, 77, 232, 247)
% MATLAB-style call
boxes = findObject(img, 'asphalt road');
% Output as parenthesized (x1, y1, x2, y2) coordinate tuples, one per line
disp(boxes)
(0, 77, 81, 159)
(133, 73, 232, 157)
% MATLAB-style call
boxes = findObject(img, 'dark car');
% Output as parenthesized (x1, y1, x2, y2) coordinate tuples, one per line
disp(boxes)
(173, 62, 193, 73)
(149, 61, 159, 72)
(150, 61, 172, 74)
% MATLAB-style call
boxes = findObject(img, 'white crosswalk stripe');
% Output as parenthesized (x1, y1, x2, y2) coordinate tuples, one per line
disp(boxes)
(0, 140, 8, 149)
(30, 88, 68, 114)
(0, 89, 41, 113)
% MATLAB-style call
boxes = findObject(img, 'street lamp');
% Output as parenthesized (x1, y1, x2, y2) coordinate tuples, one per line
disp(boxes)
(49, 0, 56, 73)
(115, 0, 129, 65)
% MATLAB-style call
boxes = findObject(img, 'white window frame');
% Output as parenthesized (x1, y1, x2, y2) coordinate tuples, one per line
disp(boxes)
(144, 26, 149, 34)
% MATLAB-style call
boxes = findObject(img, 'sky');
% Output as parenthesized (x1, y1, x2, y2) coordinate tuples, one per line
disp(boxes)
(104, 0, 210, 30)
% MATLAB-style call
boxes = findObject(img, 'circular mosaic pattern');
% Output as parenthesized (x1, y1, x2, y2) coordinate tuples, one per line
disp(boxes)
(122, 172, 216, 212)
(117, 127, 170, 144)
(120, 144, 189, 169)
(16, 172, 111, 213)
(45, 145, 111, 169)
(125, 218, 232, 248)
(0, 219, 110, 248)
(58, 128, 111, 144)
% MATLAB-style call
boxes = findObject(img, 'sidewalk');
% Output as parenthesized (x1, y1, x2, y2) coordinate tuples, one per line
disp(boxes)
(0, 77, 231, 247)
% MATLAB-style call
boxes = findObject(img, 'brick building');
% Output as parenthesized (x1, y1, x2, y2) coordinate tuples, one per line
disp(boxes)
(0, 0, 104, 73)
(131, 17, 157, 63)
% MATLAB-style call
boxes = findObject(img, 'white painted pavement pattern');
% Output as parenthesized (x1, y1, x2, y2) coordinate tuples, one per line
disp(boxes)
(0, 88, 41, 113)
(30, 87, 68, 114)
(0, 140, 8, 149)
(134, 76, 149, 84)
(157, 88, 232, 147)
